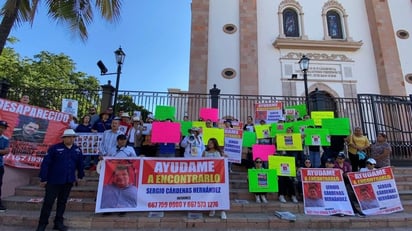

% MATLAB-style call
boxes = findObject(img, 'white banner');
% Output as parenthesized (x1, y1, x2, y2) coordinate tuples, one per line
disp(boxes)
(224, 128, 243, 164)
(95, 157, 230, 213)
(347, 167, 403, 215)
(302, 168, 354, 216)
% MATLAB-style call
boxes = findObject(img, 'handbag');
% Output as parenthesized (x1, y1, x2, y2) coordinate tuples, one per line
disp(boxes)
(357, 151, 367, 160)
(351, 135, 368, 160)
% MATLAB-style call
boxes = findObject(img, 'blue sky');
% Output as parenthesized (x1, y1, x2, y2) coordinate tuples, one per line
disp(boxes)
(6, 0, 192, 92)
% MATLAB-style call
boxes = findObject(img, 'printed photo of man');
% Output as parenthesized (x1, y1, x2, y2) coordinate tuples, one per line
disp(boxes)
(304, 183, 325, 207)
(100, 164, 138, 209)
(12, 115, 48, 143)
(356, 184, 379, 210)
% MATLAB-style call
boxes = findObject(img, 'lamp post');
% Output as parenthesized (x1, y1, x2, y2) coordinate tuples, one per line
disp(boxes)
(299, 55, 310, 115)
(97, 47, 126, 115)
(113, 47, 126, 115)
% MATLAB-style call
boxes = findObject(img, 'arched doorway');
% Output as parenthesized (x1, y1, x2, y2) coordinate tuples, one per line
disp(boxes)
(308, 89, 337, 114)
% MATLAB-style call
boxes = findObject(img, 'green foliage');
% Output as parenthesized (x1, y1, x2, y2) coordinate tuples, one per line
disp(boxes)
(0, 47, 101, 115)
(116, 94, 151, 120)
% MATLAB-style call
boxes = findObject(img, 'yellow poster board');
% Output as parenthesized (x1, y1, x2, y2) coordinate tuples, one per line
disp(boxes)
(310, 111, 334, 126)
(268, 156, 296, 177)
(202, 127, 224, 145)
(276, 133, 303, 151)
(254, 124, 272, 139)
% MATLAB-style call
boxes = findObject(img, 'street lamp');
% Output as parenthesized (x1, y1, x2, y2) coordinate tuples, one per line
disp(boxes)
(97, 47, 126, 115)
(298, 55, 310, 115)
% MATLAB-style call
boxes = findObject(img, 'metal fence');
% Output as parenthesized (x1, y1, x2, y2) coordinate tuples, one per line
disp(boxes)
(5, 87, 412, 163)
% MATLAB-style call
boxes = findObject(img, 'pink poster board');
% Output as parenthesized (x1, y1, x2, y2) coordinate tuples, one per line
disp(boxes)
(199, 108, 219, 122)
(252, 144, 276, 161)
(151, 122, 181, 143)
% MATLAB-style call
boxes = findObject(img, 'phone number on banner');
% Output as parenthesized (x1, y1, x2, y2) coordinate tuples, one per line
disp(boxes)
(147, 201, 219, 209)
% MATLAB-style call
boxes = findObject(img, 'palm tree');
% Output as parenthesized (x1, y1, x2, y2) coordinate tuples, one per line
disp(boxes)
(0, 0, 122, 55)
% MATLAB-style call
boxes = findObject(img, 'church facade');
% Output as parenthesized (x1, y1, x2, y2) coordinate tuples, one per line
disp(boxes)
(188, 0, 412, 99)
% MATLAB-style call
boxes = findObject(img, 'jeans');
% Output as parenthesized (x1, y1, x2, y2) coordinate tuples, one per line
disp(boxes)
(309, 151, 321, 168)
(38, 183, 73, 226)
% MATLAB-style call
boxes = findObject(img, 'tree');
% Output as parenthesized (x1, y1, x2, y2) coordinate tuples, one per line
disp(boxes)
(0, 46, 101, 115)
(0, 0, 123, 55)
(116, 94, 151, 120)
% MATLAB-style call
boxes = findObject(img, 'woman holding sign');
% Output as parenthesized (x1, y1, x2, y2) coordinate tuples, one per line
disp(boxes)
(347, 127, 370, 171)
(202, 138, 227, 220)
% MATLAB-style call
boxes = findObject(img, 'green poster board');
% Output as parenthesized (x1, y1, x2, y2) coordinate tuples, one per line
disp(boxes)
(304, 128, 331, 146)
(179, 121, 193, 136)
(155, 105, 176, 121)
(242, 131, 257, 147)
(248, 169, 278, 192)
(291, 119, 315, 133)
(322, 118, 351, 135)
(285, 104, 307, 119)
(270, 123, 287, 136)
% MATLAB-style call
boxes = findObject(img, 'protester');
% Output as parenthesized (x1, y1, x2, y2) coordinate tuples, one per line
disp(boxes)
(157, 119, 177, 157)
(181, 127, 205, 158)
(359, 158, 377, 172)
(250, 157, 268, 203)
(88, 106, 100, 127)
(101, 165, 138, 209)
(278, 149, 298, 203)
(297, 159, 312, 200)
(92, 110, 112, 132)
(20, 95, 30, 104)
(99, 118, 124, 158)
(331, 152, 366, 217)
(370, 133, 391, 168)
(141, 117, 157, 157)
(0, 121, 10, 212)
(128, 117, 144, 155)
(347, 127, 370, 171)
(114, 134, 137, 158)
(36, 129, 84, 231)
(202, 138, 227, 219)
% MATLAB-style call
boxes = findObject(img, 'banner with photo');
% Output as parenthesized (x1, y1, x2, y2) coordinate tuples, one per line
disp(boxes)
(75, 133, 103, 155)
(223, 128, 243, 164)
(254, 102, 283, 124)
(0, 99, 70, 169)
(95, 157, 230, 213)
(301, 168, 354, 216)
(347, 167, 403, 215)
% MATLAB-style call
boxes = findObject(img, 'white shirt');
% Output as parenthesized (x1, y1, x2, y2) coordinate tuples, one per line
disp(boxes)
(100, 129, 124, 156)
(114, 146, 137, 158)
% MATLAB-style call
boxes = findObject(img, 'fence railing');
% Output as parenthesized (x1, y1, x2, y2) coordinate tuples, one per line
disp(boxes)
(5, 87, 412, 163)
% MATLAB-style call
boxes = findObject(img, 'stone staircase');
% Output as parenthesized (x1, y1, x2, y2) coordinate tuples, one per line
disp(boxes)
(1, 166, 412, 230)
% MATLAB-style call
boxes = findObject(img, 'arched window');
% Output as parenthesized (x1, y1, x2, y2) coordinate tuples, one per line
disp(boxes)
(326, 10, 343, 39)
(283, 9, 300, 37)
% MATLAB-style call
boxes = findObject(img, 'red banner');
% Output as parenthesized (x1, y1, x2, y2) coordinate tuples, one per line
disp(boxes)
(0, 99, 69, 169)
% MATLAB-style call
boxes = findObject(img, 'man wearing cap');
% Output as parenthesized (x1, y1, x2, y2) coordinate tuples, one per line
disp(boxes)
(36, 129, 84, 231)
(0, 121, 10, 212)
(181, 127, 205, 158)
(114, 134, 137, 158)
(359, 158, 377, 172)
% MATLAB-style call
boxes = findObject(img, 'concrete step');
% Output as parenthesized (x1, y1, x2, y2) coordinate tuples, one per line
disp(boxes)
(14, 185, 97, 198)
(1, 209, 412, 230)
(29, 176, 99, 187)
